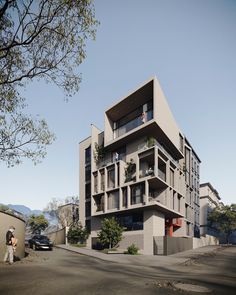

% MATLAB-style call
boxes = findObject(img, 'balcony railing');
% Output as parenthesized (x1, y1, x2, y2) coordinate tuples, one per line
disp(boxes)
(114, 109, 153, 139)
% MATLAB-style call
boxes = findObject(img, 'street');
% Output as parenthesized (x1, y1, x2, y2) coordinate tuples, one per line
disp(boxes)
(0, 246, 236, 295)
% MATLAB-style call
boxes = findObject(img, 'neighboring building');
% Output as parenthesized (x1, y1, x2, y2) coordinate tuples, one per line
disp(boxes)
(200, 182, 221, 236)
(79, 77, 201, 254)
(57, 203, 79, 227)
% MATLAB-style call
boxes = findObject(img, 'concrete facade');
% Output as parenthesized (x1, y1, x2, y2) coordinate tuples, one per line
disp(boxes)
(79, 77, 201, 254)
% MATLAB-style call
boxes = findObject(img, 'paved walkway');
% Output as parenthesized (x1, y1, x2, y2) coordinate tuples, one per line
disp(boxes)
(55, 244, 222, 268)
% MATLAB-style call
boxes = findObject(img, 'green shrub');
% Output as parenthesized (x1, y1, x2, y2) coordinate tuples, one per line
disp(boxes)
(67, 222, 89, 244)
(127, 243, 139, 255)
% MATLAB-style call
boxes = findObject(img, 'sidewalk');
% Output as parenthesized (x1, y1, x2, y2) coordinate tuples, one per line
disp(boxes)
(55, 244, 222, 268)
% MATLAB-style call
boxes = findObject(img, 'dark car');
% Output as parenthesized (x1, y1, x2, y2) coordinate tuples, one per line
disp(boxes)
(28, 235, 53, 251)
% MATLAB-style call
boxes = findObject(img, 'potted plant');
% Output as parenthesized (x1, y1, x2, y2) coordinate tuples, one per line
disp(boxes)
(146, 136, 156, 148)
(125, 159, 136, 182)
(94, 142, 105, 165)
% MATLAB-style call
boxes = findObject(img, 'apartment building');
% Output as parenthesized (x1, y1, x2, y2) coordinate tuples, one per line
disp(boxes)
(79, 77, 201, 254)
(200, 182, 221, 236)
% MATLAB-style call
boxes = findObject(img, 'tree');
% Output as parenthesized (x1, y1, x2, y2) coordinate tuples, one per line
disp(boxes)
(0, 0, 98, 166)
(28, 214, 49, 234)
(0, 113, 55, 166)
(44, 196, 79, 228)
(208, 204, 236, 244)
(97, 217, 124, 249)
(67, 222, 88, 244)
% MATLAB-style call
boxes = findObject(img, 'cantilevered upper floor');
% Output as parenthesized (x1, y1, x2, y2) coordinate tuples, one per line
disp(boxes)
(104, 77, 184, 160)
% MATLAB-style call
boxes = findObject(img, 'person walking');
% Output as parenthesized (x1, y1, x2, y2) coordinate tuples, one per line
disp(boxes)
(4, 226, 16, 265)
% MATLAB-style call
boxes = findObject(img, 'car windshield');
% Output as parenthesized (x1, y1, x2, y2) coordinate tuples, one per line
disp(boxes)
(35, 235, 48, 240)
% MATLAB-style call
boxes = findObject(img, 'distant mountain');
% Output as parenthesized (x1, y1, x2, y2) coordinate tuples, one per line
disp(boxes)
(7, 204, 43, 216)
(6, 204, 58, 226)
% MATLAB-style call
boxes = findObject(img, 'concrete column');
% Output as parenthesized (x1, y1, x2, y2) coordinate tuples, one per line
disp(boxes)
(127, 186, 131, 208)
(144, 180, 149, 204)
(136, 155, 140, 181)
(97, 171, 100, 194)
(104, 192, 107, 213)
(154, 146, 158, 176)
(104, 167, 107, 191)
(143, 210, 165, 255)
(119, 187, 122, 210)
(115, 163, 118, 188)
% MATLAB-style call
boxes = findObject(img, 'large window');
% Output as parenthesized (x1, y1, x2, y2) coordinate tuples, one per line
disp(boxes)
(85, 146, 91, 165)
(131, 183, 144, 205)
(85, 201, 91, 217)
(107, 166, 115, 189)
(85, 165, 91, 182)
(185, 147, 190, 185)
(107, 190, 119, 210)
(85, 183, 91, 199)
(100, 170, 105, 191)
(170, 168, 174, 187)
(113, 100, 153, 138)
(122, 187, 127, 207)
(117, 212, 143, 231)
(93, 172, 98, 194)
(177, 196, 181, 212)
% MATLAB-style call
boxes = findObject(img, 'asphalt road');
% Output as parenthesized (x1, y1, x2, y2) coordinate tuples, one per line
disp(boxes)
(0, 246, 235, 295)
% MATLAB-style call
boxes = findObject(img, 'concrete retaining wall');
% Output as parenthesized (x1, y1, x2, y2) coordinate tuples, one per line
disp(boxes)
(154, 234, 219, 255)
(193, 234, 219, 249)
(0, 211, 25, 261)
(118, 231, 144, 251)
(164, 236, 193, 255)
(46, 227, 66, 245)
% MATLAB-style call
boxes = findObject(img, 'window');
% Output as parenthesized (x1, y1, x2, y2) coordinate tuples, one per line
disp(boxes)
(107, 166, 115, 189)
(85, 220, 91, 233)
(113, 100, 153, 138)
(112, 146, 126, 162)
(131, 183, 144, 205)
(85, 146, 91, 165)
(93, 172, 98, 194)
(170, 168, 174, 187)
(185, 204, 188, 219)
(100, 170, 105, 191)
(177, 196, 181, 212)
(85, 183, 91, 199)
(107, 190, 119, 209)
(117, 212, 143, 231)
(184, 147, 190, 185)
(158, 157, 166, 181)
(122, 187, 127, 207)
(85, 201, 91, 217)
(85, 165, 91, 182)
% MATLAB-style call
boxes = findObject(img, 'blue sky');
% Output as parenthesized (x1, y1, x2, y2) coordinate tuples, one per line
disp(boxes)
(0, 0, 235, 210)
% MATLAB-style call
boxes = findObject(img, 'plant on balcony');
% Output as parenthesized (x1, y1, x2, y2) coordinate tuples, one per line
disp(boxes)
(124, 158, 136, 182)
(146, 136, 156, 148)
(94, 142, 105, 165)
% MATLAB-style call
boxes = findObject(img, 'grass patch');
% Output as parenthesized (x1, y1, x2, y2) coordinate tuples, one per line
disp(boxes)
(70, 243, 87, 248)
(100, 248, 118, 254)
